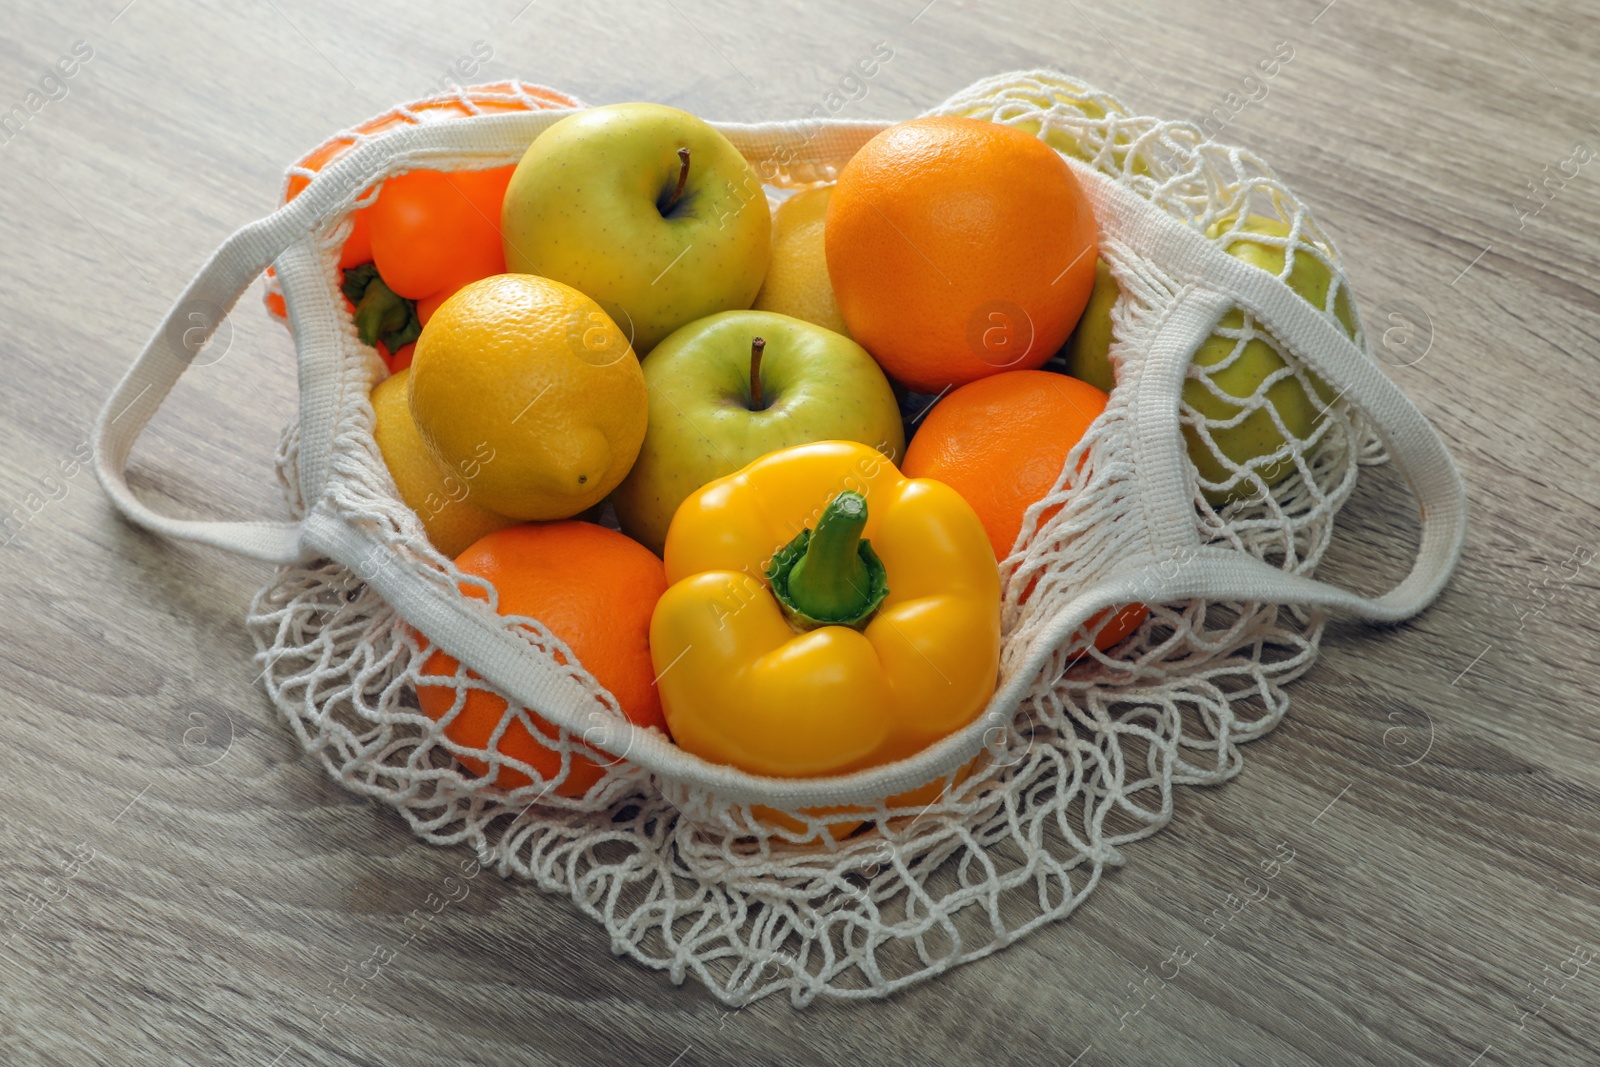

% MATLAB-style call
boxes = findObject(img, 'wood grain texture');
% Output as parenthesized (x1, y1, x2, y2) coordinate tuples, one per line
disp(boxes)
(2, 0, 1598, 1064)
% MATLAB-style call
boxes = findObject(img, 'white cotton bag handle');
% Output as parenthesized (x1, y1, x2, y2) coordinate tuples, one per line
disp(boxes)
(91, 110, 591, 562)
(1064, 161, 1468, 623)
(92, 211, 310, 562)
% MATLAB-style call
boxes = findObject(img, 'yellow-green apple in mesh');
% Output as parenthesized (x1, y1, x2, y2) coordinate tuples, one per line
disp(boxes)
(958, 72, 1148, 177)
(500, 103, 771, 355)
(1066, 216, 1357, 502)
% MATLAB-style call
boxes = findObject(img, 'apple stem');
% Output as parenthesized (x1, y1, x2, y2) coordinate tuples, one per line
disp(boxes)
(749, 337, 766, 410)
(664, 147, 691, 213)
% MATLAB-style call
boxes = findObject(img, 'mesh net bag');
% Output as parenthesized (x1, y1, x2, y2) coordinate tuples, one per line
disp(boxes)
(93, 71, 1465, 1006)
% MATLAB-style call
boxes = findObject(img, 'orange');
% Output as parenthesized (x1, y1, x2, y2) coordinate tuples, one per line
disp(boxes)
(825, 116, 1098, 394)
(416, 522, 670, 796)
(901, 370, 1146, 651)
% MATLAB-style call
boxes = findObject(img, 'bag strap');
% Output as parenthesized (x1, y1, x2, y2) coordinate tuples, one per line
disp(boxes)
(1065, 161, 1468, 623)
(92, 214, 312, 562)
(92, 110, 583, 562)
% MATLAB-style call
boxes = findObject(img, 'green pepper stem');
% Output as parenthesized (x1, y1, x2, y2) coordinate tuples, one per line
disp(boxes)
(786, 492, 872, 620)
(766, 491, 889, 631)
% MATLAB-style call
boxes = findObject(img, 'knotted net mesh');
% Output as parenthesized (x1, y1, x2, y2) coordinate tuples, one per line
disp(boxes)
(248, 71, 1383, 1004)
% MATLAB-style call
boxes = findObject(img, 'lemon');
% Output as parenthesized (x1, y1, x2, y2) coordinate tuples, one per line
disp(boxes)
(751, 186, 850, 337)
(408, 274, 648, 521)
(371, 369, 515, 557)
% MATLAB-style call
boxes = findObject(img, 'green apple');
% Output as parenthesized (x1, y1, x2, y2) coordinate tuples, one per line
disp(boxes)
(1063, 256, 1119, 393)
(501, 102, 771, 354)
(613, 310, 906, 554)
(1065, 217, 1357, 503)
(958, 75, 1149, 177)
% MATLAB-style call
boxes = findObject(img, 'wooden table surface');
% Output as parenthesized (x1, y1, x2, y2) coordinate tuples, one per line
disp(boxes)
(3, 0, 1598, 1064)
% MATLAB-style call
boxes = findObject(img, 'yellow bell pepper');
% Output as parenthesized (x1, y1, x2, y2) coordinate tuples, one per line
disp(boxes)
(650, 440, 1001, 778)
